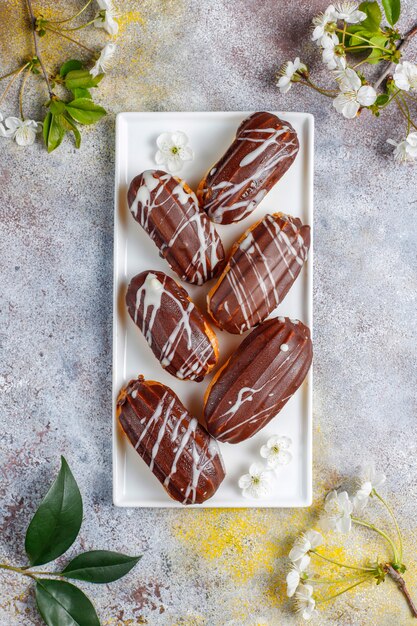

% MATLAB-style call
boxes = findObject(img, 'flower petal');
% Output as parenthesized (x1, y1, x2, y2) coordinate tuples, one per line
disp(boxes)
(14, 125, 37, 146)
(156, 132, 175, 151)
(166, 155, 183, 173)
(357, 85, 376, 106)
(155, 149, 166, 165)
(342, 99, 360, 119)
(238, 473, 252, 489)
(286, 569, 300, 597)
(178, 145, 193, 161)
(171, 130, 188, 147)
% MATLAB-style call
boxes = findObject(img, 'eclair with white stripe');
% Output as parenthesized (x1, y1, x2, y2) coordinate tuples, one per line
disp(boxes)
(207, 213, 310, 334)
(127, 170, 225, 285)
(117, 377, 225, 504)
(126, 270, 219, 381)
(203, 317, 312, 443)
(197, 112, 299, 224)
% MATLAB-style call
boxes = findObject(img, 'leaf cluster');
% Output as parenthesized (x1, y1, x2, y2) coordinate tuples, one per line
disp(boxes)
(21, 457, 141, 625)
(43, 60, 106, 153)
(344, 1, 401, 65)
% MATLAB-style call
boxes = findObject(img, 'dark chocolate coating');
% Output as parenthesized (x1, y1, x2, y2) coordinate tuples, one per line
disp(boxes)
(204, 317, 312, 443)
(197, 112, 299, 224)
(126, 270, 218, 381)
(127, 170, 225, 284)
(117, 377, 226, 505)
(207, 213, 310, 334)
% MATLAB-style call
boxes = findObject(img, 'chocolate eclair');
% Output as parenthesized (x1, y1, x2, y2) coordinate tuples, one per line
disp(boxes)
(127, 170, 225, 284)
(207, 213, 310, 334)
(117, 377, 226, 504)
(203, 317, 312, 443)
(197, 112, 299, 224)
(126, 270, 218, 381)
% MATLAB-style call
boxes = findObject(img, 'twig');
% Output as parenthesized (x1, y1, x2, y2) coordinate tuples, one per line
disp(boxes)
(25, 0, 54, 98)
(374, 22, 417, 90)
(384, 564, 417, 618)
(45, 26, 95, 54)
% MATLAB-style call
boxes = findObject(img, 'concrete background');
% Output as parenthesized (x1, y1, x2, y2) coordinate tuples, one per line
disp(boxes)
(1, 0, 416, 624)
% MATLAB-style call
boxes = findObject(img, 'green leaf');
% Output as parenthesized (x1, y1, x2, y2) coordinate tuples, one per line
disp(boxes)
(42, 112, 65, 153)
(61, 550, 141, 583)
(376, 93, 389, 105)
(25, 457, 83, 565)
(358, 1, 382, 31)
(72, 87, 92, 100)
(65, 99, 106, 125)
(60, 60, 83, 77)
(365, 34, 389, 62)
(49, 99, 66, 115)
(382, 0, 401, 25)
(58, 113, 81, 149)
(64, 70, 103, 90)
(35, 579, 99, 626)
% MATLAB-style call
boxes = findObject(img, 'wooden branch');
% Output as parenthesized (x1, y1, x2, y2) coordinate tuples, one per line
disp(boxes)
(384, 564, 417, 618)
(374, 22, 417, 90)
(25, 0, 54, 97)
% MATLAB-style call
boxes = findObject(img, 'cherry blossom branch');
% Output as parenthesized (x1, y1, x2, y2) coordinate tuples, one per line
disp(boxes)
(384, 564, 417, 618)
(25, 0, 53, 97)
(374, 22, 417, 90)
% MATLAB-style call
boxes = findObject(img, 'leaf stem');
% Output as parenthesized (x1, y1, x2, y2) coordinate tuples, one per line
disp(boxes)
(310, 550, 375, 572)
(0, 67, 26, 82)
(335, 27, 387, 51)
(25, 0, 53, 98)
(316, 576, 372, 604)
(0, 63, 30, 107)
(0, 563, 37, 581)
(298, 79, 338, 97)
(60, 18, 97, 32)
(374, 490, 403, 562)
(46, 0, 94, 25)
(45, 26, 96, 54)
(352, 517, 399, 563)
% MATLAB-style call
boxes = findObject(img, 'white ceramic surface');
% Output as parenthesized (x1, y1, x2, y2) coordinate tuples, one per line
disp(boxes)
(113, 111, 314, 507)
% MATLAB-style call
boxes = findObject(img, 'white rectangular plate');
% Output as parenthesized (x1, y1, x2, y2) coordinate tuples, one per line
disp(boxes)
(113, 111, 313, 507)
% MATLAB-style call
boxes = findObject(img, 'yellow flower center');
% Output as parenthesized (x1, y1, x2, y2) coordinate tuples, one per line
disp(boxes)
(171, 146, 179, 154)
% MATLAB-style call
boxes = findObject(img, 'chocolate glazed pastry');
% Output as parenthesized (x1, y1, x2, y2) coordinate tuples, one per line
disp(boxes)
(127, 170, 225, 284)
(126, 270, 218, 381)
(117, 377, 226, 505)
(203, 317, 312, 443)
(197, 112, 299, 224)
(207, 213, 310, 334)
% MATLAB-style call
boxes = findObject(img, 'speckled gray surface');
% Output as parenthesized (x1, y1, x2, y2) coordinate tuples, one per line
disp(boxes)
(1, 1, 417, 624)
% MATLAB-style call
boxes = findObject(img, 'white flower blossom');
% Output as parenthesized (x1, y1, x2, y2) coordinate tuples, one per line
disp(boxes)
(260, 435, 292, 468)
(387, 132, 417, 163)
(238, 462, 272, 499)
(289, 529, 323, 562)
(286, 555, 310, 597)
(333, 68, 376, 118)
(393, 61, 417, 92)
(312, 5, 337, 45)
(321, 490, 353, 533)
(155, 130, 194, 173)
(294, 584, 317, 621)
(334, 2, 367, 23)
(277, 57, 307, 93)
(94, 0, 118, 35)
(321, 33, 342, 69)
(353, 464, 387, 512)
(0, 117, 41, 146)
(90, 43, 116, 77)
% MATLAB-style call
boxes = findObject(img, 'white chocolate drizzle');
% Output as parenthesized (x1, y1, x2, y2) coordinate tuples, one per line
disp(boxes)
(130, 171, 222, 284)
(203, 122, 299, 223)
(133, 272, 214, 380)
